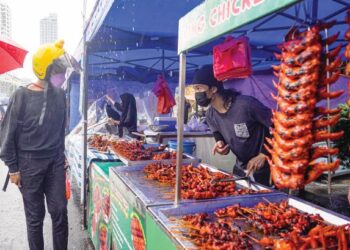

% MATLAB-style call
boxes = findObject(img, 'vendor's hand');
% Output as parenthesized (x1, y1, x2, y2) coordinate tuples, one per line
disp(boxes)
(10, 173, 21, 188)
(247, 153, 266, 176)
(107, 118, 119, 125)
(106, 95, 114, 104)
(212, 141, 230, 155)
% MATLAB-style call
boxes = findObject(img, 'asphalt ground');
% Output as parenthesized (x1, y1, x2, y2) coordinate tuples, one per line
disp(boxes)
(0, 162, 94, 250)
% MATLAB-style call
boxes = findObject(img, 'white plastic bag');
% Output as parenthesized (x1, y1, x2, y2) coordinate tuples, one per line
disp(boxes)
(185, 115, 208, 132)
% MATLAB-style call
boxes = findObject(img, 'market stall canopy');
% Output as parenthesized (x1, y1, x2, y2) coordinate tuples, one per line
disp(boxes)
(78, 0, 350, 82)
(78, 0, 210, 83)
(179, 0, 349, 69)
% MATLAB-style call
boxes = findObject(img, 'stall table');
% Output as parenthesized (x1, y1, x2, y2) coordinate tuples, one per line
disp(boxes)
(136, 129, 236, 171)
(109, 163, 276, 250)
(88, 161, 125, 250)
(65, 134, 119, 189)
(148, 194, 350, 249)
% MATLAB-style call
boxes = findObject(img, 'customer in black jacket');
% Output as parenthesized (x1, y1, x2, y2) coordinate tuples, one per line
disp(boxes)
(0, 40, 75, 250)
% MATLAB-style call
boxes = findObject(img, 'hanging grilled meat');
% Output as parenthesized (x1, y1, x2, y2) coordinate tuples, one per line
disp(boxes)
(267, 25, 343, 189)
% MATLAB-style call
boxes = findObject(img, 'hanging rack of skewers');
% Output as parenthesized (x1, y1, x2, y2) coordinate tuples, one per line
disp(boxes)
(345, 10, 350, 106)
(266, 13, 347, 193)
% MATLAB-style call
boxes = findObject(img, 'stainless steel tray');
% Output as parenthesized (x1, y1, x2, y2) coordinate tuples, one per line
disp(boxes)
(111, 163, 276, 207)
(110, 145, 199, 166)
(149, 194, 350, 250)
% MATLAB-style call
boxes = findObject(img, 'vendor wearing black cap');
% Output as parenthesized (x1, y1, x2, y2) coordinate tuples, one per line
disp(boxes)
(191, 65, 272, 186)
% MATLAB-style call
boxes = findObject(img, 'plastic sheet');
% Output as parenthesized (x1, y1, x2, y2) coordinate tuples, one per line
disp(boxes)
(69, 80, 180, 134)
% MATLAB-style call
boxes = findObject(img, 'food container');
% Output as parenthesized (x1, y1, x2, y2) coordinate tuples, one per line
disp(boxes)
(148, 194, 350, 250)
(154, 117, 177, 131)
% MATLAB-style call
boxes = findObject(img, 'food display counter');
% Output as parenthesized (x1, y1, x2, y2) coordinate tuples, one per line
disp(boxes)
(88, 161, 125, 250)
(148, 194, 350, 249)
(109, 163, 277, 250)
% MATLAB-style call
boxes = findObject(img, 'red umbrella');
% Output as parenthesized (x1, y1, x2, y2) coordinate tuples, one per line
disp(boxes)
(0, 36, 28, 74)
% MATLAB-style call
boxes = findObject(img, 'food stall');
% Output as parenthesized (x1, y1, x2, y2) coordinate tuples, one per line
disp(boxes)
(157, 0, 350, 249)
(174, 0, 350, 198)
(68, 0, 350, 249)
(109, 161, 276, 250)
(88, 161, 124, 250)
(148, 194, 350, 249)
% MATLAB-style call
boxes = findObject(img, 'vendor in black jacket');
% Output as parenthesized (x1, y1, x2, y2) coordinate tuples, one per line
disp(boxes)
(106, 93, 137, 137)
(191, 65, 272, 186)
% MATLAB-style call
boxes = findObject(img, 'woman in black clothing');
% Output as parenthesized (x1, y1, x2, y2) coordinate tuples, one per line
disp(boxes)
(106, 93, 137, 137)
(0, 40, 74, 250)
(105, 100, 123, 137)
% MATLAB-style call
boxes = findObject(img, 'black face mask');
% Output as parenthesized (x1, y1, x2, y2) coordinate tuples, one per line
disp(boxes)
(195, 91, 211, 107)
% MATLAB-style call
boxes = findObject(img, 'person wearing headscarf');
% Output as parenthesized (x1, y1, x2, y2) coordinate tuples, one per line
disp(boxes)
(0, 40, 76, 250)
(106, 93, 137, 137)
(190, 65, 272, 186)
(105, 100, 123, 137)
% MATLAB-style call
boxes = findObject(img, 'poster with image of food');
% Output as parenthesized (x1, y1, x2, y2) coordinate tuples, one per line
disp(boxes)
(99, 222, 108, 250)
(110, 169, 148, 250)
(88, 164, 112, 250)
(131, 212, 146, 250)
(102, 187, 110, 223)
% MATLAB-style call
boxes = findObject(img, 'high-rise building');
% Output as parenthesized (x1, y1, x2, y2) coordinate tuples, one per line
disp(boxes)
(40, 13, 58, 44)
(0, 2, 11, 38)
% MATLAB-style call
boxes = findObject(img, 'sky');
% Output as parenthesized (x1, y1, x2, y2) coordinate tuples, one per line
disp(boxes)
(2, 0, 96, 80)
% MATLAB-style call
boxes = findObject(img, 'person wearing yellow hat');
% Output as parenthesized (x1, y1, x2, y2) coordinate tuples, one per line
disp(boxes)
(0, 40, 76, 250)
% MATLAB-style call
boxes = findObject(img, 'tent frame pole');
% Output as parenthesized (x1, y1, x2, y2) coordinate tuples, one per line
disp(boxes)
(324, 28, 333, 195)
(82, 46, 89, 229)
(82, 0, 88, 229)
(175, 52, 186, 205)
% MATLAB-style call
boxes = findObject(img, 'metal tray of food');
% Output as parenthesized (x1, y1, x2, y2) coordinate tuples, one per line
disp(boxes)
(149, 193, 350, 250)
(111, 149, 199, 166)
(87, 134, 118, 155)
(112, 163, 277, 207)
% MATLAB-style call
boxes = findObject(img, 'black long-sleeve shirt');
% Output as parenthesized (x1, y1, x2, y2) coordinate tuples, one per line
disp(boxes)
(0, 87, 66, 173)
(106, 103, 121, 121)
(118, 93, 137, 133)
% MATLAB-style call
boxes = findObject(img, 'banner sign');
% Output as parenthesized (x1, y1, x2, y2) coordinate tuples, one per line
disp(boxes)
(178, 0, 299, 53)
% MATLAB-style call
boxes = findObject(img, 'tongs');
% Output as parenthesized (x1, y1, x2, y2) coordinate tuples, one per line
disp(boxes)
(210, 175, 259, 190)
(210, 176, 248, 185)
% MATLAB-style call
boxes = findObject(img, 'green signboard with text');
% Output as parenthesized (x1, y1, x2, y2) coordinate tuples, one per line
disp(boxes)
(178, 0, 299, 53)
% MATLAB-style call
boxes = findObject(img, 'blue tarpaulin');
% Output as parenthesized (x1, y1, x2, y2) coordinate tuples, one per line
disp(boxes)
(68, 0, 350, 130)
(81, 0, 349, 79)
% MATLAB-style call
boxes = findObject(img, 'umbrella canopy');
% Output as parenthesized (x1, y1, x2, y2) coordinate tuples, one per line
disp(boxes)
(0, 36, 28, 74)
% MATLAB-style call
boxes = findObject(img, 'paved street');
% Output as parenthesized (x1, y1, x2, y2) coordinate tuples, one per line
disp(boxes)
(0, 162, 93, 250)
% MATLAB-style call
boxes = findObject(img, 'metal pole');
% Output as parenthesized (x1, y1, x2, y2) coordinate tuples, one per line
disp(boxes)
(324, 28, 332, 195)
(162, 49, 165, 73)
(82, 0, 88, 229)
(175, 52, 186, 205)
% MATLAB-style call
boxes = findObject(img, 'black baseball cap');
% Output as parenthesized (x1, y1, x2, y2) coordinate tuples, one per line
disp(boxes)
(191, 64, 223, 89)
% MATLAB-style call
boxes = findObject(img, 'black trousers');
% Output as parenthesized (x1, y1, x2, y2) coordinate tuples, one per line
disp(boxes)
(233, 163, 271, 187)
(19, 152, 68, 250)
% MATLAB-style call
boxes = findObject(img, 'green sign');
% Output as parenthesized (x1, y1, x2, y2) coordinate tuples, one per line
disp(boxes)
(178, 0, 299, 53)
(110, 168, 147, 250)
(88, 164, 111, 250)
(88, 162, 124, 250)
